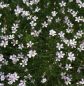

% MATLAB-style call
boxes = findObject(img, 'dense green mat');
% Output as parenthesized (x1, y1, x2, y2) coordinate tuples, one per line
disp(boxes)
(0, 0, 84, 86)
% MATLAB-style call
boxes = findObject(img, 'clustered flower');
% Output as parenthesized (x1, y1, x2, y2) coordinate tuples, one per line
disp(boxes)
(0, 0, 84, 86)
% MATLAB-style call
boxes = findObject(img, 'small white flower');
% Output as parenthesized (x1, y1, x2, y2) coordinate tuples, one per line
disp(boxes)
(27, 50, 37, 58)
(78, 79, 84, 85)
(72, 11, 77, 17)
(0, 54, 4, 62)
(65, 64, 72, 71)
(69, 39, 77, 48)
(20, 57, 28, 67)
(66, 28, 73, 33)
(75, 16, 81, 22)
(27, 41, 34, 48)
(61, 73, 72, 85)
(7, 72, 19, 85)
(0, 72, 5, 81)
(14, 6, 23, 16)
(31, 29, 41, 37)
(76, 0, 81, 3)
(30, 21, 37, 27)
(18, 44, 24, 50)
(32, 16, 38, 21)
(8, 34, 14, 39)
(18, 80, 26, 86)
(67, 52, 76, 62)
(49, 29, 56, 36)
(34, 7, 40, 12)
(59, 1, 66, 7)
(42, 21, 48, 28)
(1, 27, 7, 34)
(11, 39, 18, 46)
(55, 18, 61, 22)
(58, 31, 65, 38)
(0, 83, 4, 86)
(0, 40, 8, 48)
(0, 2, 9, 8)
(47, 16, 53, 23)
(51, 11, 57, 17)
(21, 11, 30, 17)
(12, 23, 19, 33)
(41, 78, 47, 83)
(10, 54, 19, 64)
(64, 76, 72, 85)
(56, 51, 65, 61)
(56, 43, 64, 50)
(78, 42, 84, 51)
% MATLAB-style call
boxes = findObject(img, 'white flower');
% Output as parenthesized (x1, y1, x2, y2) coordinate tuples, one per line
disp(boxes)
(72, 11, 77, 17)
(27, 50, 37, 58)
(55, 18, 61, 22)
(63, 38, 69, 45)
(0, 72, 5, 81)
(14, 6, 23, 16)
(66, 28, 73, 33)
(58, 31, 65, 38)
(20, 57, 28, 67)
(41, 78, 47, 83)
(75, 16, 81, 22)
(7, 72, 19, 85)
(49, 29, 56, 36)
(8, 34, 14, 39)
(0, 2, 9, 8)
(42, 21, 48, 28)
(61, 73, 72, 85)
(18, 80, 26, 86)
(56, 43, 64, 50)
(31, 29, 41, 37)
(56, 51, 65, 61)
(10, 54, 19, 64)
(0, 54, 4, 62)
(27, 41, 34, 48)
(0, 83, 4, 86)
(69, 39, 77, 48)
(18, 44, 24, 50)
(78, 79, 84, 85)
(51, 11, 57, 17)
(12, 23, 19, 33)
(59, 1, 66, 7)
(0, 75, 5, 81)
(65, 64, 72, 71)
(64, 76, 72, 85)
(27, 74, 32, 79)
(21, 11, 30, 17)
(30, 21, 37, 27)
(76, 0, 81, 3)
(78, 42, 84, 51)
(34, 7, 40, 12)
(1, 27, 7, 34)
(64, 39, 77, 48)
(32, 16, 38, 21)
(46, 16, 53, 23)
(0, 40, 8, 48)
(17, 53, 24, 59)
(67, 52, 76, 62)
(74, 30, 84, 39)
(61, 72, 66, 80)
(11, 39, 18, 46)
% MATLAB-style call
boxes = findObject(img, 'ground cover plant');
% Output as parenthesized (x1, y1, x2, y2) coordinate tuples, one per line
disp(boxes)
(0, 0, 84, 86)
